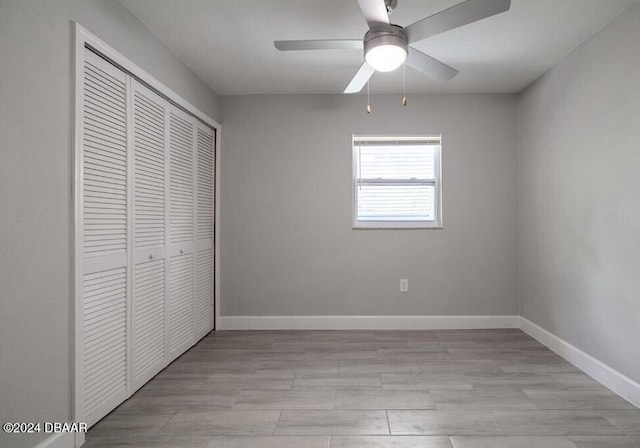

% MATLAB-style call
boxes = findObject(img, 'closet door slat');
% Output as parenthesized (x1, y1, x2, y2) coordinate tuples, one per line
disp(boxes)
(195, 248, 214, 335)
(132, 258, 166, 382)
(169, 111, 194, 244)
(167, 105, 197, 358)
(194, 122, 216, 337)
(197, 126, 215, 241)
(81, 50, 129, 428)
(133, 84, 166, 249)
(82, 53, 128, 259)
(168, 252, 194, 353)
(82, 266, 127, 426)
(131, 80, 168, 391)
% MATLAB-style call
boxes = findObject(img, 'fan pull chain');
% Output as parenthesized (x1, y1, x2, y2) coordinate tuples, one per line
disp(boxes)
(402, 61, 407, 107)
(366, 79, 371, 114)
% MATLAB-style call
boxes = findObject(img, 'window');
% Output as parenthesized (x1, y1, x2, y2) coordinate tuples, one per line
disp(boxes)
(352, 135, 442, 229)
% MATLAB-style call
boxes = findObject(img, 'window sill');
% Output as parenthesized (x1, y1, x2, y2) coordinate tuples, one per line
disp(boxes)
(353, 221, 443, 230)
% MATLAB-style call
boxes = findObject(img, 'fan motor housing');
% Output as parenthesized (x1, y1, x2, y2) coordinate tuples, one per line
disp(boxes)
(363, 24, 408, 56)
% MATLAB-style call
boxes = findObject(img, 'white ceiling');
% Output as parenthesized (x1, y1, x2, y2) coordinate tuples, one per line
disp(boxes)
(119, 0, 637, 95)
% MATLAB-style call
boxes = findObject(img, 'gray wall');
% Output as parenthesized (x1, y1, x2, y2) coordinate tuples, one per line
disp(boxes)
(220, 94, 518, 316)
(518, 3, 640, 383)
(0, 1, 221, 447)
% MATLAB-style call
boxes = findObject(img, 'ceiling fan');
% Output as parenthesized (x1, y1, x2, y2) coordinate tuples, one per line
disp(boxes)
(274, 0, 511, 93)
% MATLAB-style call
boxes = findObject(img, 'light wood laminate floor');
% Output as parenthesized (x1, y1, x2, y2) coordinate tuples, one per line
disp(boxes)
(85, 329, 640, 448)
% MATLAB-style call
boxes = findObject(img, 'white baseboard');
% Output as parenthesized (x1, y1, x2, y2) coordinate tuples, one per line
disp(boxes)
(218, 315, 520, 330)
(520, 317, 640, 408)
(34, 431, 75, 448)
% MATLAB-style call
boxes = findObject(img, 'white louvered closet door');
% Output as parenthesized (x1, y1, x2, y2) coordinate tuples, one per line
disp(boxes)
(194, 122, 215, 338)
(77, 40, 217, 430)
(167, 104, 196, 360)
(80, 49, 130, 427)
(131, 80, 167, 390)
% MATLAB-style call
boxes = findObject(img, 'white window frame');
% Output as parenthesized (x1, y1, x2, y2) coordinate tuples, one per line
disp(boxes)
(352, 134, 442, 229)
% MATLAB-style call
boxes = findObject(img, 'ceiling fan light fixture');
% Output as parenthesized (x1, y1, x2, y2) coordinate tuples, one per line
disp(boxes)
(365, 44, 406, 72)
(364, 25, 408, 73)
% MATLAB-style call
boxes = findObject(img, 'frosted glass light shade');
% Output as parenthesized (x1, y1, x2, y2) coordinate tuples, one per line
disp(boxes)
(365, 44, 407, 72)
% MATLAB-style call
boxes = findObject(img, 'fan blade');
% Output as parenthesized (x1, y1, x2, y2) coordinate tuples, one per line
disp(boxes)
(406, 47, 459, 82)
(344, 63, 375, 94)
(274, 40, 363, 51)
(405, 0, 511, 44)
(357, 0, 390, 27)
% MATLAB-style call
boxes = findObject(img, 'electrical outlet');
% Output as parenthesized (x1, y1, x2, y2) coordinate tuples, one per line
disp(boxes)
(400, 279, 409, 293)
